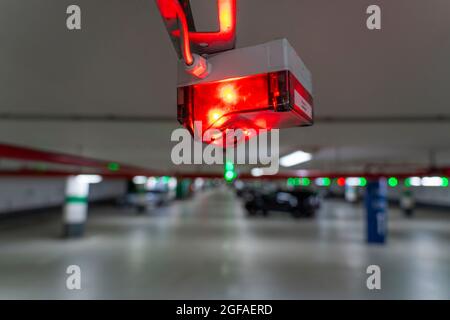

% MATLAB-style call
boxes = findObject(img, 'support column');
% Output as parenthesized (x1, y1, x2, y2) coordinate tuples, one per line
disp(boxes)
(176, 179, 191, 200)
(135, 179, 148, 213)
(63, 176, 89, 238)
(365, 178, 388, 244)
(345, 185, 358, 203)
(400, 189, 415, 218)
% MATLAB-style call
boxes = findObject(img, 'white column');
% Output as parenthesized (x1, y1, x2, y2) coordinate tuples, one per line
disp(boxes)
(400, 189, 415, 218)
(345, 185, 358, 203)
(63, 176, 90, 238)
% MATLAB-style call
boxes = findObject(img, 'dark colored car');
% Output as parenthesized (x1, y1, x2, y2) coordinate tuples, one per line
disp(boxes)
(243, 188, 319, 218)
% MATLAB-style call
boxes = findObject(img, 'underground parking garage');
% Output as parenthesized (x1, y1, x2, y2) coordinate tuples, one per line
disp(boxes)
(0, 0, 449, 306)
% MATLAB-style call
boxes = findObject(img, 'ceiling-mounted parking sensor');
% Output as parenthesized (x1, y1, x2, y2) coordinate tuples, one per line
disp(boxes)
(177, 39, 313, 145)
(156, 0, 313, 146)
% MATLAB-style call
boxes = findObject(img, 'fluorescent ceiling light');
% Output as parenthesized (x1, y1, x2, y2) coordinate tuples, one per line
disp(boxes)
(194, 178, 204, 189)
(409, 177, 422, 187)
(251, 168, 265, 177)
(421, 177, 443, 187)
(132, 176, 148, 184)
(146, 177, 157, 189)
(345, 177, 366, 187)
(280, 151, 312, 167)
(168, 177, 178, 189)
(77, 174, 102, 184)
(315, 177, 331, 187)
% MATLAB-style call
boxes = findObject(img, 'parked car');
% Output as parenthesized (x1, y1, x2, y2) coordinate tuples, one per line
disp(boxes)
(119, 190, 172, 212)
(243, 188, 319, 218)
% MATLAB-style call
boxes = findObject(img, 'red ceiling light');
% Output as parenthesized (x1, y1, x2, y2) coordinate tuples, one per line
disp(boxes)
(156, 2, 314, 148)
(337, 177, 346, 187)
(177, 39, 314, 146)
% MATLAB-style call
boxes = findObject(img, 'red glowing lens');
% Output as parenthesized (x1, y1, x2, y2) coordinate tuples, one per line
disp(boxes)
(193, 74, 269, 130)
(177, 70, 313, 145)
(337, 178, 346, 187)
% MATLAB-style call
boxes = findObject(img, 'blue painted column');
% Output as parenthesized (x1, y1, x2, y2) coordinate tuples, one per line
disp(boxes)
(365, 178, 388, 244)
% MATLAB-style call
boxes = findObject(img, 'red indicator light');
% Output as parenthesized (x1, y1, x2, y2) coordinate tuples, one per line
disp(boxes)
(177, 70, 313, 146)
(337, 177, 346, 187)
(209, 110, 222, 122)
(192, 73, 269, 130)
(219, 84, 238, 104)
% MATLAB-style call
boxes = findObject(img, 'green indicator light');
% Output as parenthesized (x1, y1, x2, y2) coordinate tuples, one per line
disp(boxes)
(224, 171, 235, 182)
(224, 161, 236, 182)
(301, 178, 311, 186)
(225, 161, 234, 171)
(322, 177, 331, 186)
(107, 162, 120, 172)
(288, 177, 310, 187)
(404, 178, 411, 187)
(442, 177, 449, 187)
(162, 176, 170, 183)
(360, 178, 367, 187)
(289, 177, 311, 187)
(388, 177, 398, 187)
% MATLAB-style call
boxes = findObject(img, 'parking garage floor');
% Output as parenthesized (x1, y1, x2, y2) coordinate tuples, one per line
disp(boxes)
(0, 188, 448, 300)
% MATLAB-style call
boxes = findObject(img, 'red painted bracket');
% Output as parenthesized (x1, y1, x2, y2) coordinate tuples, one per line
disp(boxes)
(156, 0, 237, 56)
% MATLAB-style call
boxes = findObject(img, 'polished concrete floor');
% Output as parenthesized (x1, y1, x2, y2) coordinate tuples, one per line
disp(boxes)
(0, 188, 449, 299)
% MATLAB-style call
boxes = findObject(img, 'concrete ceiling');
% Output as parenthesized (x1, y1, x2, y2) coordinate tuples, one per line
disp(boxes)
(1, 0, 450, 174)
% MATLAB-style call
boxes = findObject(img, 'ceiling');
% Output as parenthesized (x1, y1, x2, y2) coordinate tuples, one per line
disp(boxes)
(0, 0, 450, 174)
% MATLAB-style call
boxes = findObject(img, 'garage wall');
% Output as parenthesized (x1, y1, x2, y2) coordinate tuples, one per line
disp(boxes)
(0, 178, 127, 214)
(328, 184, 450, 208)
(387, 186, 450, 207)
